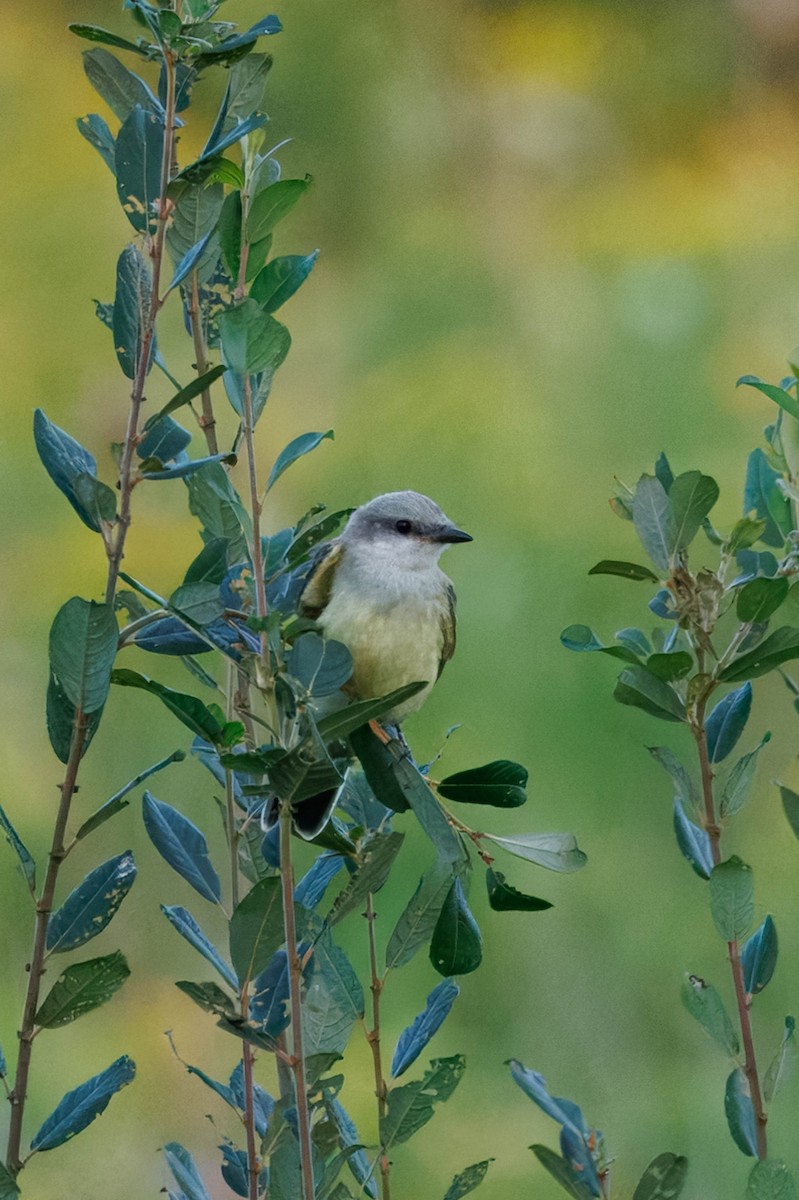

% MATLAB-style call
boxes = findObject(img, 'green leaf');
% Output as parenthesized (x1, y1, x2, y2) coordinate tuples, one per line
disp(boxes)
(391, 753, 466, 864)
(161, 904, 238, 990)
(588, 559, 659, 582)
(720, 735, 769, 818)
(76, 750, 184, 841)
(738, 375, 799, 421)
(143, 792, 221, 904)
(442, 1160, 494, 1200)
(47, 852, 137, 953)
(764, 1017, 796, 1104)
(170, 581, 224, 625)
(30, 1055, 135, 1151)
(315, 683, 428, 742)
(326, 832, 405, 926)
(247, 176, 313, 242)
(484, 831, 587, 873)
(529, 1145, 595, 1200)
(149, 366, 227, 425)
(83, 48, 160, 121)
(73, 474, 117, 527)
(560, 624, 639, 663)
(0, 1163, 20, 1200)
(380, 1056, 465, 1149)
(430, 879, 482, 976)
(670, 471, 720, 552)
(266, 430, 334, 492)
(0, 804, 35, 892)
(287, 633, 353, 697)
(183, 538, 229, 586)
(115, 105, 164, 235)
(186, 461, 250, 561)
(648, 746, 700, 817)
(49, 599, 117, 714)
(742, 915, 778, 997)
(174, 980, 235, 1018)
(113, 243, 153, 379)
(737, 577, 789, 623)
(111, 668, 224, 742)
(385, 861, 455, 971)
(725, 1067, 758, 1157)
(744, 449, 791, 549)
(709, 857, 754, 941)
(645, 652, 693, 682)
(70, 24, 150, 56)
(33, 409, 102, 532)
(779, 782, 799, 839)
(728, 517, 769, 554)
(747, 1160, 798, 1200)
(486, 868, 552, 912)
(251, 250, 320, 313)
(614, 665, 686, 723)
(46, 672, 104, 764)
(632, 1153, 689, 1200)
(166, 181, 224, 277)
(219, 298, 291, 376)
(718, 627, 799, 682)
(437, 760, 528, 808)
(229, 876, 283, 986)
(680, 974, 739, 1055)
(633, 475, 676, 571)
(35, 952, 130, 1029)
(302, 925, 364, 1056)
(164, 1143, 212, 1200)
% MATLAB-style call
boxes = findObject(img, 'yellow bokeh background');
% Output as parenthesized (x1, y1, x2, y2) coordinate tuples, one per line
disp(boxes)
(3, 1, 799, 1196)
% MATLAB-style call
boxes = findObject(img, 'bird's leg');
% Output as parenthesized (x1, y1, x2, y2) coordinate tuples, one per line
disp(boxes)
(368, 719, 392, 745)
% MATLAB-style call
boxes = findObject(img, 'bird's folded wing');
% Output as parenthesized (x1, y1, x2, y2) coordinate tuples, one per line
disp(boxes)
(437, 581, 457, 679)
(299, 539, 345, 619)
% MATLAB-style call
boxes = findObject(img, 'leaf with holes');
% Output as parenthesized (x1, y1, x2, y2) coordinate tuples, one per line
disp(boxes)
(35, 952, 130, 1029)
(380, 1056, 465, 1149)
(47, 852, 137, 953)
(633, 1153, 689, 1200)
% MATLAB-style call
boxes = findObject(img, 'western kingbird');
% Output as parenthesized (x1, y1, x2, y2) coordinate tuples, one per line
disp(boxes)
(300, 490, 472, 723)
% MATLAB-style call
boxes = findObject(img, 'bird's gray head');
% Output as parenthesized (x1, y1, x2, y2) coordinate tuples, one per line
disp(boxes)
(342, 491, 472, 565)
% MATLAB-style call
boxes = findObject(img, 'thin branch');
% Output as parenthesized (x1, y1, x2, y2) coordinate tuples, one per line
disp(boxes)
(693, 701, 767, 1159)
(280, 808, 316, 1200)
(365, 892, 391, 1200)
(5, 51, 180, 1177)
(6, 712, 88, 1172)
(187, 270, 219, 455)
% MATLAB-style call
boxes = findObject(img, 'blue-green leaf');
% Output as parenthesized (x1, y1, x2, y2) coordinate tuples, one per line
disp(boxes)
(111, 668, 224, 742)
(725, 1068, 758, 1157)
(301, 921, 364, 1056)
(747, 1159, 798, 1200)
(673, 800, 713, 879)
(710, 857, 754, 942)
(764, 1017, 796, 1104)
(113, 243, 153, 378)
(718, 628, 799, 683)
(83, 48, 161, 122)
(164, 1142, 212, 1200)
(33, 409, 101, 531)
(246, 176, 312, 242)
(743, 449, 790, 548)
(49, 598, 118, 715)
(0, 1162, 19, 1200)
(34, 952, 130, 1029)
(161, 904, 238, 989)
(137, 414, 191, 463)
(323, 1096, 377, 1198)
(706, 684, 752, 763)
(670, 471, 719, 552)
(115, 105, 164, 235)
(229, 876, 284, 986)
(251, 250, 319, 313)
(266, 429, 334, 492)
(385, 861, 455, 971)
(75, 749, 185, 841)
(681, 973, 739, 1055)
(736, 577, 789, 623)
(742, 915, 778, 997)
(77, 113, 116, 171)
(380, 1056, 465, 1150)
(633, 1153, 689, 1200)
(721, 735, 769, 819)
(219, 298, 291, 377)
(250, 949, 291, 1038)
(442, 1160, 494, 1200)
(560, 624, 640, 662)
(391, 978, 459, 1077)
(614, 665, 686, 723)
(143, 792, 221, 903)
(0, 803, 35, 892)
(167, 231, 214, 291)
(47, 852, 137, 953)
(287, 632, 352, 696)
(30, 1055, 135, 1150)
(633, 475, 676, 571)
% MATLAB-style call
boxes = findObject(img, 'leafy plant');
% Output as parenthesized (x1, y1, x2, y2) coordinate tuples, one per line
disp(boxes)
(561, 371, 799, 1194)
(4, 3, 589, 1198)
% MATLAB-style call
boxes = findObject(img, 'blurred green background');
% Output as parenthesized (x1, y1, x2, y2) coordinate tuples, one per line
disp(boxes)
(3, 0, 799, 1195)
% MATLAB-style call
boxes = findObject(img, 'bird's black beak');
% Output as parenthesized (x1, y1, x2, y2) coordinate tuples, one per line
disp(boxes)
(432, 523, 473, 544)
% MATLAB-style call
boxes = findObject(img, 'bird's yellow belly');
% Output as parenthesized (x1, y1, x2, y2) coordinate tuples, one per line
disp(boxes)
(319, 596, 442, 722)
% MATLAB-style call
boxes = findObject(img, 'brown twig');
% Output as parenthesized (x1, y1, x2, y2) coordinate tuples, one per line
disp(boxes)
(279, 809, 316, 1200)
(365, 892, 391, 1200)
(5, 50, 180, 1177)
(693, 701, 767, 1159)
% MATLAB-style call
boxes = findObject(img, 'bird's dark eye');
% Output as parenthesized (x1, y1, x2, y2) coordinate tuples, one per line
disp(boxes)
(395, 519, 413, 535)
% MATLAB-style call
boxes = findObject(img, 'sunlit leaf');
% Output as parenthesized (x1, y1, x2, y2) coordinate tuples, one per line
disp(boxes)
(670, 471, 719, 552)
(484, 832, 587, 873)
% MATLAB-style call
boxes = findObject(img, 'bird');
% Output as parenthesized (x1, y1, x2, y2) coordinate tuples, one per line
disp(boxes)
(299, 490, 472, 725)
